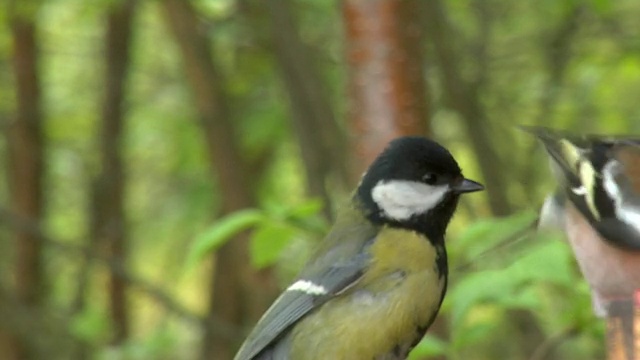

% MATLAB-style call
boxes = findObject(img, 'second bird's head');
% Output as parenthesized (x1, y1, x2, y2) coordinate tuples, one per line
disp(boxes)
(356, 136, 484, 239)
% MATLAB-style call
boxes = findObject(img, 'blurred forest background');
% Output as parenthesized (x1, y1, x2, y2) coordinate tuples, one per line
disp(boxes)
(2, 0, 640, 359)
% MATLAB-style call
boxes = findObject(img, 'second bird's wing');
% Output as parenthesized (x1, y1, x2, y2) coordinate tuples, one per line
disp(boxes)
(524, 125, 640, 249)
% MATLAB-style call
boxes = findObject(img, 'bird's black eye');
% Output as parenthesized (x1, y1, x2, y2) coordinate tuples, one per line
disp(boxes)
(422, 173, 438, 185)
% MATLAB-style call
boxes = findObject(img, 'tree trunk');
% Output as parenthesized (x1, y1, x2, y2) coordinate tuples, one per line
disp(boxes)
(5, 2, 45, 358)
(265, 0, 349, 215)
(342, 0, 431, 178)
(161, 1, 278, 359)
(520, 5, 584, 192)
(87, 0, 137, 348)
(341, 0, 447, 357)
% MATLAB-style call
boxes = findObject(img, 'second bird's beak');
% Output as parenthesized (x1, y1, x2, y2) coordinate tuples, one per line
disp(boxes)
(451, 178, 484, 194)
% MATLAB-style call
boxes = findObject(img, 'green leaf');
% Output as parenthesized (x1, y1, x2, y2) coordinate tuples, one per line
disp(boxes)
(507, 239, 575, 286)
(250, 222, 297, 268)
(409, 335, 449, 358)
(285, 198, 324, 218)
(447, 233, 576, 328)
(284, 199, 328, 233)
(447, 270, 517, 326)
(185, 209, 264, 271)
(451, 320, 501, 349)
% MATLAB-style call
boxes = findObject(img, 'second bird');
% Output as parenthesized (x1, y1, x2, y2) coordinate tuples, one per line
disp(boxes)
(234, 136, 484, 360)
(526, 126, 640, 317)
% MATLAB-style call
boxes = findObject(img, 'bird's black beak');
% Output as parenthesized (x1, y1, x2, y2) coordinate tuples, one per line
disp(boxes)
(452, 178, 484, 194)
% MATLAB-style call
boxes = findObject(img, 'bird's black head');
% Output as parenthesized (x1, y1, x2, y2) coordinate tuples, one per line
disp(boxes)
(355, 136, 484, 242)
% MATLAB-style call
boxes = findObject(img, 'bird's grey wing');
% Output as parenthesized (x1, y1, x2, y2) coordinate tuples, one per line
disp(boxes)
(234, 250, 371, 360)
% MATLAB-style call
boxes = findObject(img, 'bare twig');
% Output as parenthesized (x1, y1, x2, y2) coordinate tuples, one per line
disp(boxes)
(454, 218, 538, 274)
(529, 326, 579, 360)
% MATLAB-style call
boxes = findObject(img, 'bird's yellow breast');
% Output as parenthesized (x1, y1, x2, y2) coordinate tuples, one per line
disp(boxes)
(289, 227, 445, 359)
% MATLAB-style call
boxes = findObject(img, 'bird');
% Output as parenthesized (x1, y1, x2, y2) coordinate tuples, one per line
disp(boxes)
(234, 136, 484, 360)
(523, 126, 640, 317)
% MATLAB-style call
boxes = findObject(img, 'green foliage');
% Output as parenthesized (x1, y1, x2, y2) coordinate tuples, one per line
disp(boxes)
(8, 0, 640, 358)
(409, 335, 449, 359)
(185, 209, 265, 270)
(186, 199, 327, 271)
(448, 237, 573, 326)
(70, 307, 111, 343)
(250, 222, 297, 268)
(411, 212, 603, 359)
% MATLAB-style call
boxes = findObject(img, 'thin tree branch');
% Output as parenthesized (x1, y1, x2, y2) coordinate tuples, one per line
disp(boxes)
(266, 0, 349, 216)
(0, 206, 245, 341)
(529, 326, 579, 360)
(453, 218, 538, 274)
(422, 0, 512, 216)
(520, 5, 585, 191)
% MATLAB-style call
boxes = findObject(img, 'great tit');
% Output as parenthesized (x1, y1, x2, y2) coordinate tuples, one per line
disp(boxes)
(234, 136, 484, 360)
(525, 126, 640, 316)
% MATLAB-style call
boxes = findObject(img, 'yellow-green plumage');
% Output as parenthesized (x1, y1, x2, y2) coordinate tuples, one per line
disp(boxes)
(289, 225, 444, 359)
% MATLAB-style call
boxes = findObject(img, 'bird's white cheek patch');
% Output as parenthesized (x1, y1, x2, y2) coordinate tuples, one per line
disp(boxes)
(603, 161, 640, 233)
(371, 180, 449, 221)
(286, 280, 327, 295)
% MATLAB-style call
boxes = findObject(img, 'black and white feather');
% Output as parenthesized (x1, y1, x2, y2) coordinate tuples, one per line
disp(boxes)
(524, 126, 640, 250)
